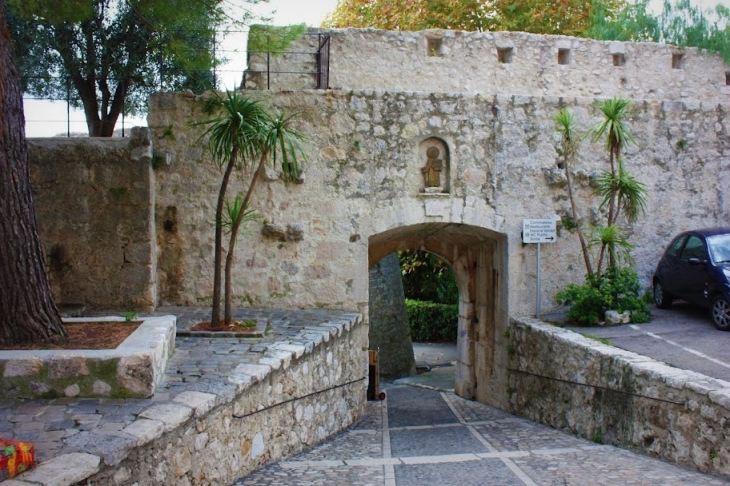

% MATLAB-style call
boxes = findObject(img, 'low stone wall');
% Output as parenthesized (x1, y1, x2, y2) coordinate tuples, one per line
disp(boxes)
(0, 316, 175, 399)
(507, 317, 730, 477)
(14, 314, 367, 486)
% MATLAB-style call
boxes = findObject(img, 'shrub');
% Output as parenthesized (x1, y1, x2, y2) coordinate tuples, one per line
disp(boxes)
(555, 267, 650, 325)
(405, 299, 458, 342)
(399, 250, 457, 303)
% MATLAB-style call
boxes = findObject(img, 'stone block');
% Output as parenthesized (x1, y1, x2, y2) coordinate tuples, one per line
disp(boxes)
(3, 359, 42, 378)
(49, 357, 89, 380)
(173, 391, 217, 417)
(122, 419, 165, 447)
(139, 403, 193, 432)
(13, 453, 99, 486)
(608, 42, 625, 55)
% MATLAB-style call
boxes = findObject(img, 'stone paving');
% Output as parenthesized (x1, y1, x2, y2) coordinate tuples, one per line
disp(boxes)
(0, 307, 351, 467)
(234, 384, 730, 486)
(3, 308, 730, 485)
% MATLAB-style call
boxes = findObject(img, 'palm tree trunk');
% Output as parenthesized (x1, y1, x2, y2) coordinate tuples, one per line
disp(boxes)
(564, 160, 593, 276)
(212, 147, 238, 329)
(607, 147, 619, 268)
(223, 150, 269, 325)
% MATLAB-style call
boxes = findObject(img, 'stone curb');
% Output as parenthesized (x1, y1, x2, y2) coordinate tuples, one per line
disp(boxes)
(0, 316, 176, 399)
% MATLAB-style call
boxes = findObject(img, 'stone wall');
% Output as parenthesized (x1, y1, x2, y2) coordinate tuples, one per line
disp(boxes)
(507, 317, 730, 477)
(246, 28, 730, 103)
(147, 90, 730, 317)
(80, 314, 366, 486)
(28, 129, 156, 311)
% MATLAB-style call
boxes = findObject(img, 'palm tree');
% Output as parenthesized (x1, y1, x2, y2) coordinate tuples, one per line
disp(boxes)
(555, 108, 593, 276)
(587, 97, 639, 269)
(200, 92, 305, 328)
(588, 97, 636, 227)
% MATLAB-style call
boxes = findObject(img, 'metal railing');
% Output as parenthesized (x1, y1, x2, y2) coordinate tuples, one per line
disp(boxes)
(242, 32, 331, 91)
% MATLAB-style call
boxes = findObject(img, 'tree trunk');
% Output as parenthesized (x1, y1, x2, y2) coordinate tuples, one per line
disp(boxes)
(211, 147, 239, 329)
(224, 152, 268, 325)
(563, 155, 593, 276)
(0, 0, 65, 345)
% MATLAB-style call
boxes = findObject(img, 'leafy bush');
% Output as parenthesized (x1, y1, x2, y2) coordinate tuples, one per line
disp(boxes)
(399, 250, 457, 303)
(555, 267, 650, 325)
(405, 299, 458, 343)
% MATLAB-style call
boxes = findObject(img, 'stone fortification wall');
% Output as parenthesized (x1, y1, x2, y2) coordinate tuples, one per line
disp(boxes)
(246, 28, 730, 103)
(507, 317, 730, 477)
(28, 129, 156, 311)
(148, 90, 729, 316)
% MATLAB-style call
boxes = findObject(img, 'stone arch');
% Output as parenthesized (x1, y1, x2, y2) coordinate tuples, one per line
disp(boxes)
(368, 222, 508, 404)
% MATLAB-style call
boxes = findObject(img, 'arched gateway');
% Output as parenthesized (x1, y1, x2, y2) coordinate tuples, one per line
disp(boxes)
(368, 222, 507, 402)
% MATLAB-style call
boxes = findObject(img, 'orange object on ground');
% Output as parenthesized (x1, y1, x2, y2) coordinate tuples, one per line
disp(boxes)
(0, 438, 35, 480)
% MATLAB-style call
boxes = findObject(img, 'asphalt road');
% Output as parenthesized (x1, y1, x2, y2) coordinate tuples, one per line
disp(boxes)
(561, 303, 730, 382)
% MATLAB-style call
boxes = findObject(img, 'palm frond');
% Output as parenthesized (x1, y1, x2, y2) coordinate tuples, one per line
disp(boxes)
(587, 97, 636, 153)
(222, 195, 258, 234)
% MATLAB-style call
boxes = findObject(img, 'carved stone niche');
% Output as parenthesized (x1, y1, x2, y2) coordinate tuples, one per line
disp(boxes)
(419, 137, 450, 194)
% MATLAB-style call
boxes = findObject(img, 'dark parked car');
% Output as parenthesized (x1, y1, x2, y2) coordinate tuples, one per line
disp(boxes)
(653, 228, 730, 330)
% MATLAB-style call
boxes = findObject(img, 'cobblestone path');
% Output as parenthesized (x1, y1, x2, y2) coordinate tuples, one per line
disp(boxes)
(233, 385, 730, 486)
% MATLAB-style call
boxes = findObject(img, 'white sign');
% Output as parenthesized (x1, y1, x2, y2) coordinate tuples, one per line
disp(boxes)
(523, 218, 557, 244)
(424, 200, 445, 217)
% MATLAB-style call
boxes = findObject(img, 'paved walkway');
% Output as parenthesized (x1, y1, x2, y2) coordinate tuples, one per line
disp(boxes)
(0, 307, 351, 467)
(3, 308, 730, 485)
(234, 384, 730, 486)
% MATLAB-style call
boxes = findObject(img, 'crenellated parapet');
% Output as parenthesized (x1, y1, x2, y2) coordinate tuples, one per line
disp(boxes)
(244, 27, 730, 103)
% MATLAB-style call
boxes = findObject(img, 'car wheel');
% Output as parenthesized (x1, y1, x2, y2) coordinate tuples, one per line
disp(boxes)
(712, 296, 730, 331)
(653, 280, 673, 309)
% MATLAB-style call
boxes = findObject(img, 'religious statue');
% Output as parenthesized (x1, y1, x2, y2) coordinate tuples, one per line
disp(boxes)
(421, 146, 443, 189)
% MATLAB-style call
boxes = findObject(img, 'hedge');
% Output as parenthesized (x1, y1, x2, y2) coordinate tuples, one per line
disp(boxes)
(405, 299, 458, 343)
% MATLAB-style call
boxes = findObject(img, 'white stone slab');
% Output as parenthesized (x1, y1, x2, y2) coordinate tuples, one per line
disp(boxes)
(13, 453, 100, 486)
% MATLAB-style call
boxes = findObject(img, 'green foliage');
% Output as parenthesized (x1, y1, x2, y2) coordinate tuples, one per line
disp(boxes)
(555, 267, 650, 325)
(588, 224, 635, 268)
(238, 319, 256, 328)
(123, 312, 137, 322)
(593, 160, 647, 224)
(591, 432, 603, 443)
(399, 250, 458, 303)
(247, 24, 307, 56)
(5, 0, 263, 135)
(222, 194, 258, 235)
(561, 214, 579, 231)
(589, 0, 730, 65)
(323, 0, 627, 37)
(405, 299, 458, 343)
(588, 98, 636, 158)
(582, 333, 611, 345)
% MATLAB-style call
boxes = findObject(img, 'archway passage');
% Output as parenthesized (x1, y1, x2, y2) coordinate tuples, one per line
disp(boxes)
(368, 223, 507, 404)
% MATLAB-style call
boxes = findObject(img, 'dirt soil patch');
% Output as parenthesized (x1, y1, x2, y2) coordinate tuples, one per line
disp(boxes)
(191, 320, 261, 334)
(0, 321, 142, 350)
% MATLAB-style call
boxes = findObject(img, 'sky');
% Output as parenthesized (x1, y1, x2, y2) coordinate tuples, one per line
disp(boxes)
(21, 0, 726, 137)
